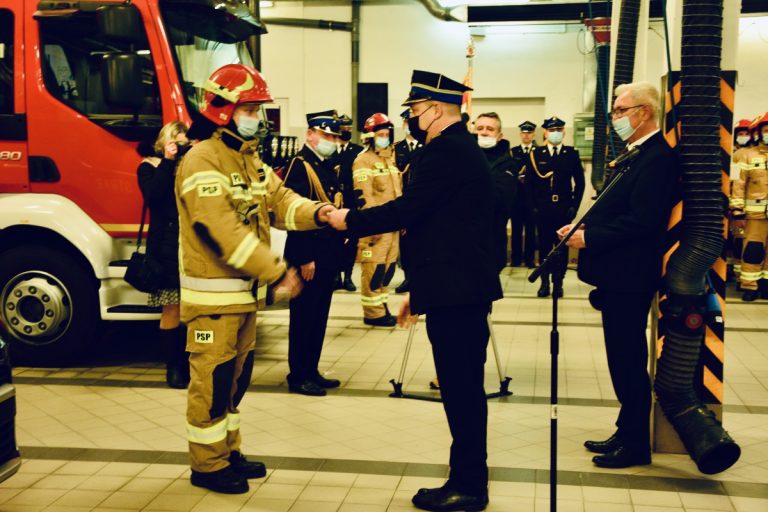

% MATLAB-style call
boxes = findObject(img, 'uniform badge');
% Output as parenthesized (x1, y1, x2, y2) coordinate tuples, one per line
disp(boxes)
(198, 183, 222, 197)
(362, 250, 373, 258)
(230, 173, 245, 186)
(194, 330, 214, 344)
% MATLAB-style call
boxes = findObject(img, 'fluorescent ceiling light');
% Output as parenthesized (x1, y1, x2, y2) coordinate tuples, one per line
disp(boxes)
(470, 23, 567, 35)
(259, 1, 274, 7)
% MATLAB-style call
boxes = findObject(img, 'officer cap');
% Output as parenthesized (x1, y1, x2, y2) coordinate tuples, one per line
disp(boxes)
(518, 121, 537, 132)
(338, 114, 353, 127)
(400, 109, 411, 120)
(542, 116, 566, 129)
(402, 69, 471, 106)
(307, 109, 341, 135)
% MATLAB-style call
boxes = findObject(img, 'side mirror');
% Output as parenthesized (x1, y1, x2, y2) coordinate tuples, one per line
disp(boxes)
(101, 54, 143, 109)
(96, 5, 143, 43)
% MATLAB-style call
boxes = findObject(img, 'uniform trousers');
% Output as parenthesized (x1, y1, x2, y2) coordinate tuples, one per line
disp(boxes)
(535, 211, 570, 279)
(186, 312, 256, 473)
(359, 232, 399, 319)
(288, 265, 336, 383)
(511, 186, 536, 265)
(341, 236, 358, 278)
(599, 289, 654, 447)
(740, 218, 768, 290)
(425, 303, 490, 494)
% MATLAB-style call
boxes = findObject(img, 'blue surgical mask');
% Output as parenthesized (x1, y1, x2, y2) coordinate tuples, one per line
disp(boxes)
(374, 136, 390, 149)
(548, 131, 564, 145)
(315, 137, 338, 157)
(237, 115, 262, 139)
(612, 116, 636, 141)
(762, 133, 768, 145)
(736, 135, 750, 146)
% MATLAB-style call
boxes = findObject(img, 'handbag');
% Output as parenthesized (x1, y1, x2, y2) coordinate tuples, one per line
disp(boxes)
(124, 204, 163, 293)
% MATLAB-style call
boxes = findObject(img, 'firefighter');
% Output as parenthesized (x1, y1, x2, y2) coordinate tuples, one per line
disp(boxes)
(732, 112, 768, 301)
(526, 116, 585, 298)
(353, 113, 402, 326)
(729, 118, 754, 284)
(176, 64, 333, 494)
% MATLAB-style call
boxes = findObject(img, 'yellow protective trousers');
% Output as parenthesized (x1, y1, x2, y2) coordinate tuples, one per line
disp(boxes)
(185, 312, 256, 473)
(740, 218, 768, 290)
(358, 232, 399, 319)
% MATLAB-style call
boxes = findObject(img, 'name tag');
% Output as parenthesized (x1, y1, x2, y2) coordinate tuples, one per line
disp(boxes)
(362, 250, 373, 258)
(198, 183, 222, 197)
(194, 330, 214, 344)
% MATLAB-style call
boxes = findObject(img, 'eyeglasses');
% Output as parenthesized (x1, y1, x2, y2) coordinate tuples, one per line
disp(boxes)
(611, 105, 646, 117)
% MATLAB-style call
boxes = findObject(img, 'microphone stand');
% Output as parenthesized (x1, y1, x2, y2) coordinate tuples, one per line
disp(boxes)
(527, 146, 639, 512)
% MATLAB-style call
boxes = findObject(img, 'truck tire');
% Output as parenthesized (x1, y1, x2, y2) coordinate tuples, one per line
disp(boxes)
(0, 247, 100, 366)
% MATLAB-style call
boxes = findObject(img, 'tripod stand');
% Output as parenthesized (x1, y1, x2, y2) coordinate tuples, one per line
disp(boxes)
(527, 146, 639, 512)
(389, 310, 512, 402)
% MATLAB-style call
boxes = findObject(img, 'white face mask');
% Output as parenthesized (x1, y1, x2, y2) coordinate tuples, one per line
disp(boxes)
(612, 115, 636, 141)
(548, 131, 564, 145)
(762, 133, 768, 145)
(374, 136, 390, 149)
(237, 115, 262, 139)
(315, 137, 338, 157)
(477, 135, 498, 149)
(736, 135, 750, 146)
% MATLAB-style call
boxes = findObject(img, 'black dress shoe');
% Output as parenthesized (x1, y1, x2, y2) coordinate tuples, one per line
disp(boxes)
(288, 379, 327, 396)
(312, 373, 341, 389)
(537, 281, 550, 297)
(742, 290, 760, 302)
(190, 466, 248, 494)
(333, 275, 343, 291)
(364, 314, 397, 327)
(342, 276, 357, 292)
(395, 279, 409, 294)
(584, 433, 622, 454)
(412, 485, 488, 511)
(592, 445, 651, 469)
(228, 451, 266, 479)
(552, 285, 564, 298)
(166, 365, 189, 389)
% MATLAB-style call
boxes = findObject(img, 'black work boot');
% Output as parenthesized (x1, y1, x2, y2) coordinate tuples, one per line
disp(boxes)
(552, 284, 564, 298)
(364, 315, 397, 327)
(342, 274, 357, 292)
(228, 451, 266, 479)
(742, 289, 760, 302)
(190, 466, 248, 494)
(537, 277, 551, 298)
(760, 280, 768, 300)
(163, 327, 189, 389)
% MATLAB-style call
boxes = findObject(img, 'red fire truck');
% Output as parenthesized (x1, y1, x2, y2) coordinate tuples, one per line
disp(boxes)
(0, 0, 272, 363)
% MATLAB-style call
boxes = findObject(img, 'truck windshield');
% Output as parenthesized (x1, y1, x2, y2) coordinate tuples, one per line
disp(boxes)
(160, 4, 260, 113)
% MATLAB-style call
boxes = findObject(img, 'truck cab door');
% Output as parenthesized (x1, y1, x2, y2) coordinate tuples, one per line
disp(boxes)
(0, 6, 29, 193)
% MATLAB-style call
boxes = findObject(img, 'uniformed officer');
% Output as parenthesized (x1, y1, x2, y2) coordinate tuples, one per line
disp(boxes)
(525, 116, 585, 297)
(510, 121, 538, 268)
(283, 110, 347, 395)
(353, 113, 402, 326)
(393, 109, 423, 293)
(176, 64, 332, 494)
(327, 69, 503, 512)
(333, 114, 364, 292)
(729, 119, 754, 284)
(731, 112, 768, 301)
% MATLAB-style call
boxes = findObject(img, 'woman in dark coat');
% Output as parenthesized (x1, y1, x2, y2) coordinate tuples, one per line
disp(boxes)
(137, 121, 189, 389)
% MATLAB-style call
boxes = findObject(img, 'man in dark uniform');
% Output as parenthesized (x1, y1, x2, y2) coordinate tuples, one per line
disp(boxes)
(510, 121, 538, 268)
(327, 70, 503, 512)
(333, 114, 364, 292)
(393, 109, 423, 293)
(283, 110, 346, 396)
(526, 116, 585, 298)
(559, 81, 679, 468)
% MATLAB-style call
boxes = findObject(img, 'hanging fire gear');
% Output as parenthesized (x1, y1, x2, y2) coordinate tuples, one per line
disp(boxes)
(177, 64, 326, 483)
(353, 113, 402, 322)
(730, 112, 768, 299)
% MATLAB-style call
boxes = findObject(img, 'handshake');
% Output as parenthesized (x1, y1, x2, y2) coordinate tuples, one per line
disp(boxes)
(317, 204, 351, 231)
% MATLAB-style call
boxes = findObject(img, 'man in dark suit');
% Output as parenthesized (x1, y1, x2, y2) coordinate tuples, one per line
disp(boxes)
(526, 116, 585, 298)
(283, 110, 345, 397)
(327, 70, 502, 512)
(509, 121, 538, 267)
(559, 81, 679, 468)
(333, 114, 364, 292)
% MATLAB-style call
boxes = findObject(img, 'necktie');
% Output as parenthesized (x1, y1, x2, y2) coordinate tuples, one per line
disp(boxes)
(524, 147, 529, 154)
(409, 142, 415, 152)
(552, 147, 558, 157)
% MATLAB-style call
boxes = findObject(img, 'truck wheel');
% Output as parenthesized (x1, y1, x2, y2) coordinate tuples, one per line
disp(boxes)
(0, 247, 99, 366)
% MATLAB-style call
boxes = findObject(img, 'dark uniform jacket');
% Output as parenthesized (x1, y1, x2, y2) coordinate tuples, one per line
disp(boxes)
(510, 143, 536, 204)
(578, 132, 680, 293)
(395, 138, 423, 191)
(526, 144, 586, 218)
(482, 139, 518, 218)
(137, 157, 180, 289)
(346, 122, 503, 315)
(333, 142, 364, 209)
(283, 145, 345, 268)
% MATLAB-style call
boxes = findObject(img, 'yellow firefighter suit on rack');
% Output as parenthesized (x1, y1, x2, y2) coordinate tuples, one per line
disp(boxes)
(352, 146, 402, 319)
(731, 145, 768, 293)
(176, 128, 324, 473)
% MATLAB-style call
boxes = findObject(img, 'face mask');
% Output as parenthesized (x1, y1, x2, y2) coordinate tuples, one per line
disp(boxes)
(315, 137, 338, 157)
(407, 104, 436, 145)
(736, 135, 750, 146)
(548, 131, 564, 145)
(763, 134, 768, 145)
(237, 115, 262, 139)
(374, 136, 390, 149)
(340, 131, 352, 142)
(477, 135, 498, 149)
(176, 142, 192, 157)
(612, 115, 636, 141)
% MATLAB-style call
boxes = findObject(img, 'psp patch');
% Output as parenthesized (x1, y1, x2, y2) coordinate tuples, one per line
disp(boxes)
(194, 330, 214, 344)
(198, 183, 222, 197)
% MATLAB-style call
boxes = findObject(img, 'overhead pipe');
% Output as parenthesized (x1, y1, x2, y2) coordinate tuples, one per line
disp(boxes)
(416, 0, 465, 22)
(261, 17, 352, 31)
(654, 0, 740, 475)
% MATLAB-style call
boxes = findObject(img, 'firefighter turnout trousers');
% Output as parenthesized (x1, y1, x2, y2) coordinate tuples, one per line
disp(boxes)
(186, 311, 257, 473)
(358, 232, 399, 319)
(740, 218, 768, 290)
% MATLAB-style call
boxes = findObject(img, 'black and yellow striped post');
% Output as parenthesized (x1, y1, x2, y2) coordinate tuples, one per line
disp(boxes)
(651, 71, 734, 453)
